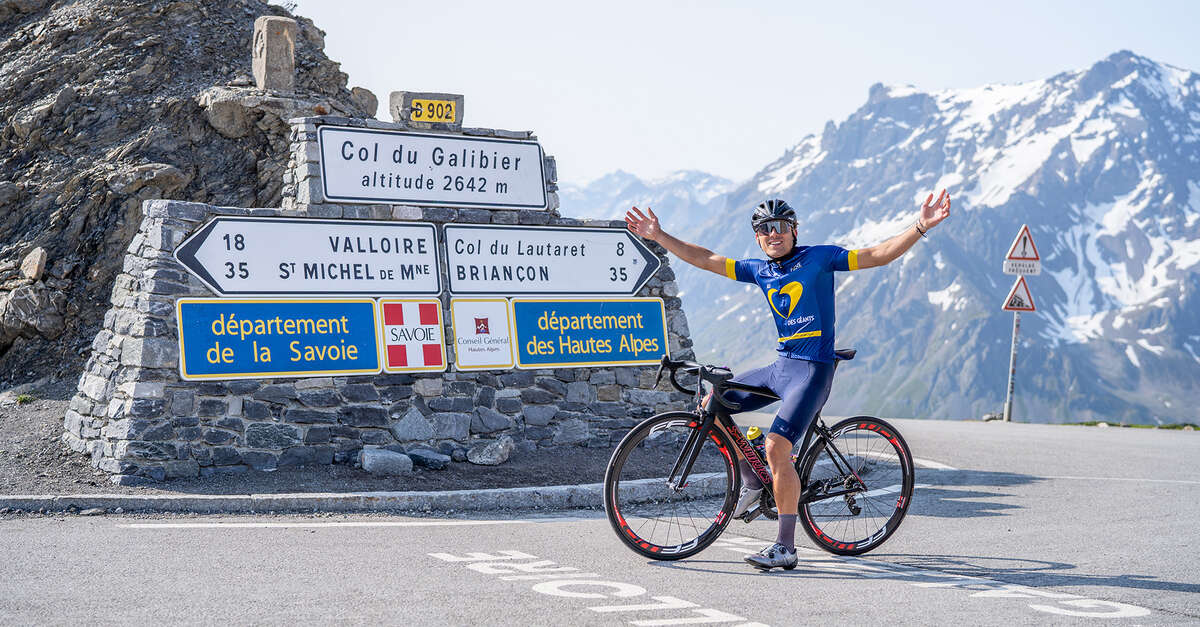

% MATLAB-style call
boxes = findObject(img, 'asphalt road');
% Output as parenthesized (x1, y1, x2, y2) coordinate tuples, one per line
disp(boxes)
(2, 419, 1198, 625)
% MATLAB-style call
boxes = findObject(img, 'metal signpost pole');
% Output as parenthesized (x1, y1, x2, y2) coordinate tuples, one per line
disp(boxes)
(1003, 311, 1020, 422)
(1001, 225, 1039, 423)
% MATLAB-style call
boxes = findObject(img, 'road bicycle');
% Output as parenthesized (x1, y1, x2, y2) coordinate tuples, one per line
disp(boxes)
(603, 350, 914, 561)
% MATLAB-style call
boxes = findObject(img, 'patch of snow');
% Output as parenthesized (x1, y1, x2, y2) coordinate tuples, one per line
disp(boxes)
(883, 84, 921, 98)
(1049, 311, 1106, 343)
(1125, 345, 1141, 368)
(757, 137, 825, 195)
(830, 212, 914, 249)
(1138, 62, 1193, 110)
(963, 93, 1105, 208)
(927, 282, 965, 311)
(1136, 339, 1165, 355)
(1069, 117, 1116, 164)
(1184, 342, 1200, 365)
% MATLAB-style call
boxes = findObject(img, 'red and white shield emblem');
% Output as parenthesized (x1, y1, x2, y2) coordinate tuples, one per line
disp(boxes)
(380, 300, 445, 372)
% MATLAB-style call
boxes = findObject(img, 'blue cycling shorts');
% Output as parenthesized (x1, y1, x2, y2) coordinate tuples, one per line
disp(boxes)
(721, 356, 835, 444)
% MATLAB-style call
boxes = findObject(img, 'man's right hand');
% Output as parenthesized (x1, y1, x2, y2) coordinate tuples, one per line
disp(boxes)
(625, 206, 661, 242)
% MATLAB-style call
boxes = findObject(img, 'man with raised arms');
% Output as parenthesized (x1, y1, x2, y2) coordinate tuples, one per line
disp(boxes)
(625, 191, 950, 570)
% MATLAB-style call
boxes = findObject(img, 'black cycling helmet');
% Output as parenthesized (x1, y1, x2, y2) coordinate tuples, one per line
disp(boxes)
(751, 199, 797, 229)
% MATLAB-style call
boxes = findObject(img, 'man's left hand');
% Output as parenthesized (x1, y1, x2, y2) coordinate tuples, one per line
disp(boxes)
(919, 189, 951, 230)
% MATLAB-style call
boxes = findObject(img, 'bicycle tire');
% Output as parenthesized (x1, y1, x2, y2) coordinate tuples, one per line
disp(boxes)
(798, 416, 914, 556)
(603, 411, 740, 560)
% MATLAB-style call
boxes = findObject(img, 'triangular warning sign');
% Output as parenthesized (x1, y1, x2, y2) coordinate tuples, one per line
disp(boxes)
(1002, 276, 1036, 312)
(1005, 224, 1040, 261)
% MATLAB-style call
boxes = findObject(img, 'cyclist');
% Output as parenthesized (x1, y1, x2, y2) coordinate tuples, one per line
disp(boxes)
(625, 191, 950, 570)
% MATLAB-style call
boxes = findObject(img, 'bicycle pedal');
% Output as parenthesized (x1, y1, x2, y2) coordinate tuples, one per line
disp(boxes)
(738, 506, 762, 523)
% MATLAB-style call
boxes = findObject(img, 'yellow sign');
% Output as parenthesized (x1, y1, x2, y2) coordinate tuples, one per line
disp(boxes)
(411, 99, 457, 123)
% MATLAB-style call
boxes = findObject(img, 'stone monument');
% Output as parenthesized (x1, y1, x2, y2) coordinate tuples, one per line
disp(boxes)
(252, 16, 298, 93)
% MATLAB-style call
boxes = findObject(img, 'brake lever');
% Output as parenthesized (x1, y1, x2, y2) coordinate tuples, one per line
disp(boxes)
(653, 362, 666, 387)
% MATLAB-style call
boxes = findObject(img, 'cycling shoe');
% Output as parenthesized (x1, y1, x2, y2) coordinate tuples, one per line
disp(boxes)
(731, 486, 762, 519)
(744, 543, 797, 571)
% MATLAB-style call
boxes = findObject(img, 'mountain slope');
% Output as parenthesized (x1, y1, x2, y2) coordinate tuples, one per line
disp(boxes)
(673, 51, 1199, 423)
(558, 170, 733, 239)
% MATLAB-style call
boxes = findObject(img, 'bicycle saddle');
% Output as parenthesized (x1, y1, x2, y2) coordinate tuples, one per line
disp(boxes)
(834, 348, 857, 361)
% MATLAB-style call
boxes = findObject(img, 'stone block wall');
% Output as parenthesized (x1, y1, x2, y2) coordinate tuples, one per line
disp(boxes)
(63, 194, 696, 483)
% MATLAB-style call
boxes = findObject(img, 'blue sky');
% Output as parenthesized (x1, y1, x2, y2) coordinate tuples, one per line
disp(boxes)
(287, 1, 1198, 185)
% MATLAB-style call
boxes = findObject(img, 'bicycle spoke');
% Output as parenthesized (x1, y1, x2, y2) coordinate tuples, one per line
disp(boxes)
(799, 418, 913, 555)
(605, 413, 737, 559)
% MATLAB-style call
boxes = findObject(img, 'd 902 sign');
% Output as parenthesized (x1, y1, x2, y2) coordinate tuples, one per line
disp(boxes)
(411, 99, 456, 123)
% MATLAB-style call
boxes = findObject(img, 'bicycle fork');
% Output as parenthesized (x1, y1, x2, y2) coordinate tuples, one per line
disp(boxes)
(666, 411, 718, 491)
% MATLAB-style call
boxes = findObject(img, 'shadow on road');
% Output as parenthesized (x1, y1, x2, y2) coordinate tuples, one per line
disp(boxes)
(883, 553, 1200, 594)
(911, 469, 1042, 518)
(649, 552, 1200, 595)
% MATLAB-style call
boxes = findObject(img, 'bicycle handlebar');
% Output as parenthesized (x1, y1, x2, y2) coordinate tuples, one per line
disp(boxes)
(655, 355, 701, 395)
(652, 355, 780, 412)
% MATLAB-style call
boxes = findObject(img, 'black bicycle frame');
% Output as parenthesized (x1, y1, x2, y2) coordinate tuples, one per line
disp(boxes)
(668, 401, 866, 506)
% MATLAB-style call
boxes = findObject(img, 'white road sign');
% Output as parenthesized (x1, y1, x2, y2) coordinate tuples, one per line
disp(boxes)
(173, 217, 440, 296)
(1002, 224, 1041, 275)
(450, 298, 515, 371)
(318, 125, 547, 209)
(444, 224, 662, 295)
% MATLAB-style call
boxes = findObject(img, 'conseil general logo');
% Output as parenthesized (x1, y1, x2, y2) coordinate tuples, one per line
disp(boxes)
(766, 281, 804, 318)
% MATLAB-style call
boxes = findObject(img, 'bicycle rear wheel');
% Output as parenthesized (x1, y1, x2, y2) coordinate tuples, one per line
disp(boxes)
(798, 416, 914, 555)
(603, 412, 739, 560)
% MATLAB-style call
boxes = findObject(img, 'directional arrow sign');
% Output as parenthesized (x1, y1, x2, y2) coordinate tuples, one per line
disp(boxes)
(173, 217, 440, 296)
(1002, 224, 1041, 276)
(444, 224, 661, 295)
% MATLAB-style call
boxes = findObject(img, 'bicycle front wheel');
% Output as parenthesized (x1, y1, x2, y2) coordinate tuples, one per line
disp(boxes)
(603, 412, 740, 560)
(798, 416, 914, 555)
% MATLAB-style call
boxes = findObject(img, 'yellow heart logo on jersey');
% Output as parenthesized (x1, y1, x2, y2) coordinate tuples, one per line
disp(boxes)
(767, 281, 804, 318)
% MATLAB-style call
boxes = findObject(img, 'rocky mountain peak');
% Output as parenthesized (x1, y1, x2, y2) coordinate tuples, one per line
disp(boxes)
(0, 0, 372, 384)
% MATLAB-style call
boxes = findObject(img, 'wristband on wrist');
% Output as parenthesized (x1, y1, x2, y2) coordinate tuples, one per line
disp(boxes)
(914, 221, 928, 238)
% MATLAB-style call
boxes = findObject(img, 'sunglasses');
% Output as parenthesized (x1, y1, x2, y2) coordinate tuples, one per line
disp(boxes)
(754, 220, 793, 236)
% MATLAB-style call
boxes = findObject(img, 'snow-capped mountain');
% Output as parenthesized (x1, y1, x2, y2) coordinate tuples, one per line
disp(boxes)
(576, 51, 1200, 424)
(558, 170, 733, 232)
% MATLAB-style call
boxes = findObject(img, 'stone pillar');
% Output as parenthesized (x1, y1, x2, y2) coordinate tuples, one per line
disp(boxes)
(252, 16, 299, 93)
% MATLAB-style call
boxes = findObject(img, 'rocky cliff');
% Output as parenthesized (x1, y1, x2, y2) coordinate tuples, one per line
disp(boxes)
(0, 0, 371, 385)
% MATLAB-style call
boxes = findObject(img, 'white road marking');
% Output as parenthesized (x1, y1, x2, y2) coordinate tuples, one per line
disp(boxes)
(807, 483, 932, 504)
(588, 596, 698, 613)
(813, 455, 955, 471)
(630, 608, 746, 625)
(1042, 475, 1200, 485)
(433, 549, 764, 625)
(120, 520, 530, 529)
(913, 457, 957, 470)
(502, 573, 601, 581)
(710, 535, 1151, 618)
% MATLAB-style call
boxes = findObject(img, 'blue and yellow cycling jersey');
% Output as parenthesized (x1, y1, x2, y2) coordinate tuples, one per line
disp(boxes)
(725, 245, 860, 363)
